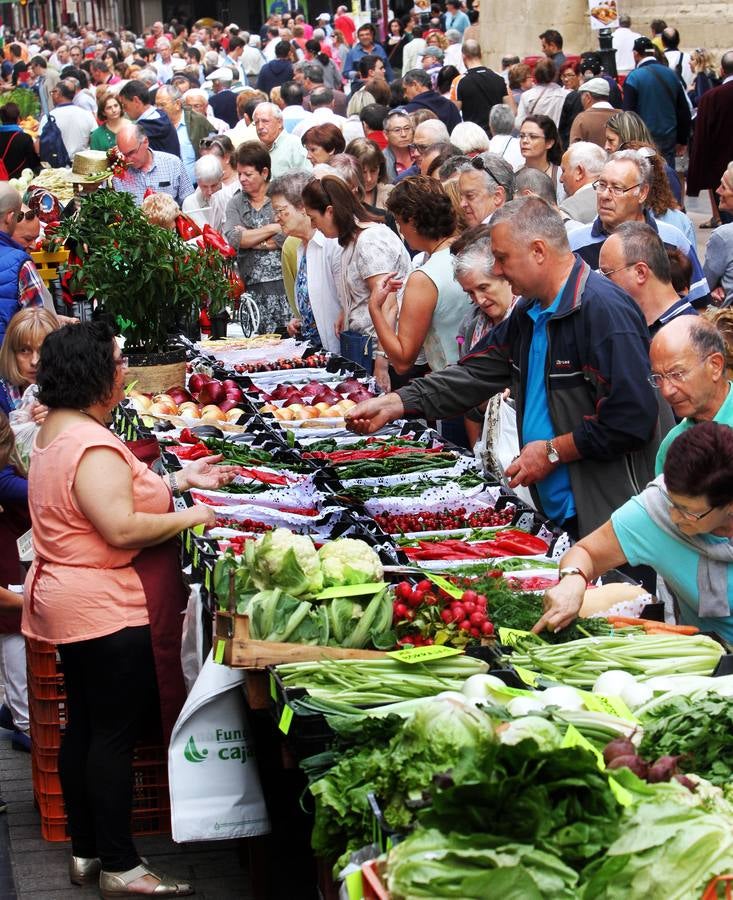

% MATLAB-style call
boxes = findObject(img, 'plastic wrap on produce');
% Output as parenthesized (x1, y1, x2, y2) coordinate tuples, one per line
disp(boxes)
(206, 505, 346, 533)
(199, 338, 310, 366)
(191, 480, 324, 510)
(340, 455, 477, 488)
(364, 484, 503, 515)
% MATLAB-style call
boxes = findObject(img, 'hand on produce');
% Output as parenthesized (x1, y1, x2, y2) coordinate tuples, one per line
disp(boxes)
(505, 440, 555, 487)
(286, 318, 302, 337)
(30, 402, 49, 425)
(189, 503, 217, 529)
(177, 454, 240, 491)
(345, 392, 405, 434)
(532, 577, 585, 634)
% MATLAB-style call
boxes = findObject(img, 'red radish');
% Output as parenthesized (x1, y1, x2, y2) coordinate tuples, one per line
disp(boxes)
(197, 380, 226, 405)
(607, 755, 648, 778)
(602, 738, 637, 766)
(188, 373, 213, 393)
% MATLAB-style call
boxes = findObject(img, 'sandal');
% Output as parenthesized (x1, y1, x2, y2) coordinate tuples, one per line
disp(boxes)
(99, 863, 194, 898)
(69, 855, 101, 885)
(700, 217, 722, 229)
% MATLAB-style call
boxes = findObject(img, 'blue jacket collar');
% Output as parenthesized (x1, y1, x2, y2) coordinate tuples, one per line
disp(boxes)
(590, 209, 658, 239)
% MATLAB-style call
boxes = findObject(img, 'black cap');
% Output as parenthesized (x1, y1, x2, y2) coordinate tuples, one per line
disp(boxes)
(633, 36, 656, 54)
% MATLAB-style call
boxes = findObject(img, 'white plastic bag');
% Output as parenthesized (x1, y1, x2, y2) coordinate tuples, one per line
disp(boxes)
(476, 394, 536, 510)
(8, 384, 41, 472)
(180, 584, 205, 693)
(168, 651, 270, 842)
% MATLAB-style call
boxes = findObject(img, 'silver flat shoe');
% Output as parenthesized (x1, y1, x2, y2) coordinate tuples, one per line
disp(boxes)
(99, 863, 194, 898)
(69, 855, 101, 885)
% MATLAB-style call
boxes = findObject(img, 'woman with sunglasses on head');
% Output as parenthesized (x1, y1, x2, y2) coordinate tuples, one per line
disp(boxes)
(199, 134, 238, 193)
(22, 322, 237, 897)
(518, 114, 565, 202)
(535, 421, 733, 638)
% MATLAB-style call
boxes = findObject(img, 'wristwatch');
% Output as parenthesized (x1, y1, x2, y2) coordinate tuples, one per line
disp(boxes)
(559, 566, 589, 585)
(546, 439, 560, 465)
(169, 471, 181, 497)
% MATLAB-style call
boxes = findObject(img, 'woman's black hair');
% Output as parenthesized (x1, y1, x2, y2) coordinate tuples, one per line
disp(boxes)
(37, 321, 118, 410)
(664, 420, 733, 508)
(521, 113, 564, 165)
(301, 175, 378, 247)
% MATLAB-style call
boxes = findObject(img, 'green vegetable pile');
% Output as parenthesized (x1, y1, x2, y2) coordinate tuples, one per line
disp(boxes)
(638, 693, 733, 786)
(337, 452, 459, 480)
(343, 472, 484, 502)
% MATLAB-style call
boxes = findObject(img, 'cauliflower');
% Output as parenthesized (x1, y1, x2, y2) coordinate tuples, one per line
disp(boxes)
(318, 538, 384, 588)
(251, 528, 323, 596)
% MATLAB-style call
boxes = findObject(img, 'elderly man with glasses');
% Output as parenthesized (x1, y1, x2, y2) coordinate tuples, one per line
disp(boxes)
(113, 124, 193, 206)
(383, 109, 415, 182)
(569, 149, 711, 307)
(652, 317, 733, 472)
(458, 151, 516, 225)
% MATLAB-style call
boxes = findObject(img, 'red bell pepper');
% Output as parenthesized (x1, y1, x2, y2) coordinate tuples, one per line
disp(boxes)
(202, 224, 237, 258)
(170, 442, 213, 460)
(175, 213, 202, 241)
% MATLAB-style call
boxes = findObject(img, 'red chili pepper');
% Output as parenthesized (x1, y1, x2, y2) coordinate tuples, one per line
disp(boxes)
(178, 428, 198, 444)
(236, 467, 289, 485)
(492, 530, 548, 555)
(175, 213, 202, 241)
(202, 224, 237, 258)
(171, 443, 213, 460)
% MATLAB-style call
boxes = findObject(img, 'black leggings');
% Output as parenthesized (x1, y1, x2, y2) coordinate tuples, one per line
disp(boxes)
(58, 625, 159, 871)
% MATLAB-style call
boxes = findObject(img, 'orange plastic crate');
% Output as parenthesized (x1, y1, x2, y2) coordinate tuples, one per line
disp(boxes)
(25, 639, 61, 678)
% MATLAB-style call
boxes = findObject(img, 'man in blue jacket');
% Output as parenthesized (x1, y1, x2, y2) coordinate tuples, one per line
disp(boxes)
(0, 184, 45, 347)
(623, 36, 691, 166)
(345, 196, 662, 539)
(403, 68, 462, 132)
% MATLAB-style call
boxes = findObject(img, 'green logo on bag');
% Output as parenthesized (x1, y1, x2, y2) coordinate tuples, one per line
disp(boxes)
(184, 735, 209, 763)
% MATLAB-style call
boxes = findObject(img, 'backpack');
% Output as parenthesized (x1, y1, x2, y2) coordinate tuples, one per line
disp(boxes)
(0, 131, 20, 180)
(39, 114, 70, 168)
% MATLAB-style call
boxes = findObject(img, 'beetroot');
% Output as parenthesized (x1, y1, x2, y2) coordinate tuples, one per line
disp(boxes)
(607, 755, 648, 779)
(647, 755, 683, 783)
(603, 737, 637, 766)
(674, 773, 697, 792)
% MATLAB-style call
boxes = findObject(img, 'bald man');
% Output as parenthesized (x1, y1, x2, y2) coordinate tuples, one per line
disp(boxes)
(652, 317, 733, 472)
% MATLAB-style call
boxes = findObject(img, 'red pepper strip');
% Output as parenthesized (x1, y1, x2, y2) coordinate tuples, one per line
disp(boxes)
(236, 467, 289, 485)
(178, 428, 198, 445)
(171, 443, 213, 460)
(492, 530, 548, 555)
(303, 446, 446, 463)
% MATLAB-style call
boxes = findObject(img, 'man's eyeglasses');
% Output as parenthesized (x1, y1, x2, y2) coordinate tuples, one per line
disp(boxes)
(386, 124, 413, 134)
(121, 141, 143, 158)
(412, 141, 431, 153)
(647, 354, 712, 389)
(592, 180, 642, 196)
(657, 484, 715, 521)
(16, 210, 37, 223)
(596, 261, 636, 278)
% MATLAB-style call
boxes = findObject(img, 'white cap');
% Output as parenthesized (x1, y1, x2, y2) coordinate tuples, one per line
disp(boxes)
(579, 77, 610, 96)
(317, 12, 331, 20)
(210, 67, 234, 82)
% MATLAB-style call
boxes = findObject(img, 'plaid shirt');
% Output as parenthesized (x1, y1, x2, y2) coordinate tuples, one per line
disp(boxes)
(18, 260, 46, 310)
(113, 150, 194, 206)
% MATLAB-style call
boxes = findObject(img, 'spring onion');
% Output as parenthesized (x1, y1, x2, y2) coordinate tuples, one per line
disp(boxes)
(510, 633, 723, 688)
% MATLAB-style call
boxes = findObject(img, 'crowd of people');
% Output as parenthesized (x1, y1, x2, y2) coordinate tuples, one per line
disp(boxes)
(0, 5, 733, 897)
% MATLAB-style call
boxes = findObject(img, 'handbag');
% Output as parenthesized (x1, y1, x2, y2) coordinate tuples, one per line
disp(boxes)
(339, 329, 374, 375)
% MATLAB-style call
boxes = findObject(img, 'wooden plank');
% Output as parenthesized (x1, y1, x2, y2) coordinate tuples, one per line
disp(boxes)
(215, 612, 387, 670)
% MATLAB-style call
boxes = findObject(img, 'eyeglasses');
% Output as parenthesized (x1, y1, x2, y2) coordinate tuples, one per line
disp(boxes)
(412, 142, 431, 153)
(518, 132, 545, 141)
(596, 261, 637, 278)
(121, 141, 143, 158)
(16, 210, 37, 223)
(657, 485, 715, 521)
(386, 124, 413, 134)
(592, 180, 642, 196)
(271, 204, 292, 218)
(647, 354, 712, 389)
(115, 356, 129, 369)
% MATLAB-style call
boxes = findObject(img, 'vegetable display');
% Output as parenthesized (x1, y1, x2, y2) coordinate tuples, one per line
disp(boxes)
(375, 506, 514, 534)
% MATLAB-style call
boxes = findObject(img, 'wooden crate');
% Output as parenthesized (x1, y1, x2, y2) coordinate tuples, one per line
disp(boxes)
(215, 612, 387, 669)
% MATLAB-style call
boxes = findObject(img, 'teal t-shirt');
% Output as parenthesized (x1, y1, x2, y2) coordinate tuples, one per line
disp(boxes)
(611, 491, 733, 641)
(655, 383, 733, 475)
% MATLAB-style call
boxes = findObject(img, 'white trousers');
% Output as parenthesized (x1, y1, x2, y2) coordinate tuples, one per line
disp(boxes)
(0, 634, 29, 734)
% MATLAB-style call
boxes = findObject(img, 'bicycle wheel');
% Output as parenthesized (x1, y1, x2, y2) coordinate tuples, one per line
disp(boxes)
(238, 293, 260, 337)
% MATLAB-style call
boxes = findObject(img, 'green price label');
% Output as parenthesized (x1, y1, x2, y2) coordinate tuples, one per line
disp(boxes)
(214, 639, 226, 664)
(269, 674, 277, 701)
(513, 665, 540, 687)
(562, 723, 602, 764)
(495, 685, 535, 698)
(314, 582, 386, 600)
(192, 523, 205, 536)
(387, 644, 463, 664)
(578, 690, 637, 722)
(426, 573, 464, 599)
(344, 870, 363, 900)
(498, 626, 541, 647)
(279, 704, 293, 735)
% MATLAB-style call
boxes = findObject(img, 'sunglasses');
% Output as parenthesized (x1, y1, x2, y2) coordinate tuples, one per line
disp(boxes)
(470, 155, 506, 188)
(16, 210, 37, 223)
(200, 137, 226, 150)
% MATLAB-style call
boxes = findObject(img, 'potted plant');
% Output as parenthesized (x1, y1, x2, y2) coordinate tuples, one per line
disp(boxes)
(54, 189, 233, 388)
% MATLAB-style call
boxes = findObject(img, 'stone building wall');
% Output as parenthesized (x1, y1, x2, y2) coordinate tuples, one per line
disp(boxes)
(480, 0, 733, 69)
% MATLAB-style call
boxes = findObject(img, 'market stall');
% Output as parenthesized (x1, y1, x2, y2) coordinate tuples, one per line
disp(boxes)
(26, 332, 733, 900)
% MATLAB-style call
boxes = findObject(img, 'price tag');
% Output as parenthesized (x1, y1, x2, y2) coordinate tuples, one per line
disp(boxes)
(495, 685, 535, 698)
(192, 523, 205, 536)
(578, 691, 637, 722)
(278, 704, 293, 735)
(345, 871, 363, 900)
(425, 573, 463, 600)
(314, 582, 386, 600)
(16, 528, 34, 563)
(214, 639, 226, 664)
(498, 627, 540, 648)
(387, 644, 463, 664)
(513, 665, 540, 687)
(561, 725, 632, 806)
(269, 674, 277, 701)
